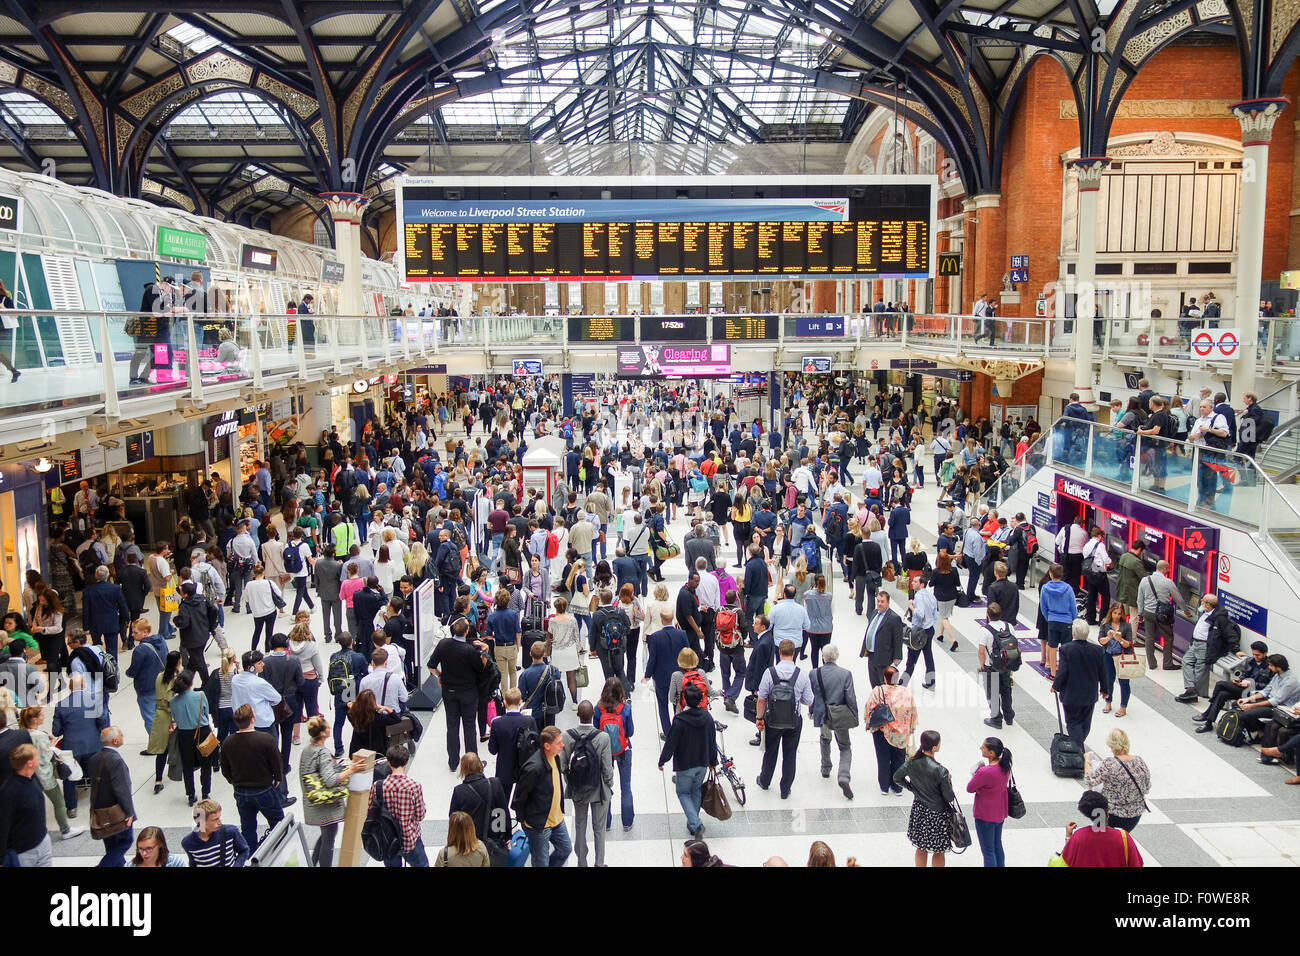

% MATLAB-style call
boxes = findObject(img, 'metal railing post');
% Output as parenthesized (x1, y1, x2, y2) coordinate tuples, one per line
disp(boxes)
(1189, 445, 1201, 512)
(98, 313, 120, 418)
(1083, 421, 1094, 477)
(358, 317, 370, 368)
(1131, 434, 1142, 494)
(249, 316, 264, 388)
(955, 313, 963, 353)
(382, 313, 393, 365)
(295, 316, 307, 379)
(185, 316, 203, 404)
(401, 316, 411, 360)
(329, 317, 341, 374)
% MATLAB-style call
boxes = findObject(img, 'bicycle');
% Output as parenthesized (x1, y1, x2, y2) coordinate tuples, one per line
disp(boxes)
(713, 718, 747, 807)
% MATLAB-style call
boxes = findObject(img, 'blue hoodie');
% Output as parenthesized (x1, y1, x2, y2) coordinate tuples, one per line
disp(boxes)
(1040, 580, 1078, 624)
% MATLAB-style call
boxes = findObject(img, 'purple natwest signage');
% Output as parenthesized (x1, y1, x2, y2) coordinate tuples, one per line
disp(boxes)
(1053, 474, 1219, 548)
(617, 343, 731, 378)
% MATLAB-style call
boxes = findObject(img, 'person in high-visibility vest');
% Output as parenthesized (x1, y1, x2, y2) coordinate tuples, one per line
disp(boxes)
(328, 512, 358, 560)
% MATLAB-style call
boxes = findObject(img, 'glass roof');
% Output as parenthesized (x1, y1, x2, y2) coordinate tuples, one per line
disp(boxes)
(0, 92, 67, 127)
(169, 91, 288, 126)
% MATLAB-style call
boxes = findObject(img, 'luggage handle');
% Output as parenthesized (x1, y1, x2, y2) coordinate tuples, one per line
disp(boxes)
(1055, 692, 1066, 736)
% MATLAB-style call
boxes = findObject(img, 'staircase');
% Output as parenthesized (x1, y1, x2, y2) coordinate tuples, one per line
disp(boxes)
(1255, 382, 1300, 482)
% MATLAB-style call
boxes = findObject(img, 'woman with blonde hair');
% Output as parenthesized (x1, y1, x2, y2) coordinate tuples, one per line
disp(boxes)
(434, 810, 490, 867)
(405, 541, 430, 580)
(215, 648, 240, 739)
(788, 554, 812, 604)
(289, 618, 324, 745)
(1082, 728, 1151, 832)
(616, 582, 645, 683)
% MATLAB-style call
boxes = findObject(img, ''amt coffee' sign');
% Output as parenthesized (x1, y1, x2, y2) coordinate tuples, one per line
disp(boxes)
(240, 243, 278, 271)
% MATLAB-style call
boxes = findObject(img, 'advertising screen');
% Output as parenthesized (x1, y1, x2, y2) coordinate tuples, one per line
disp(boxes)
(617, 343, 731, 378)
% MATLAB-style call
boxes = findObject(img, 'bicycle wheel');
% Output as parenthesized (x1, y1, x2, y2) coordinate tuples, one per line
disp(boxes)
(726, 767, 747, 806)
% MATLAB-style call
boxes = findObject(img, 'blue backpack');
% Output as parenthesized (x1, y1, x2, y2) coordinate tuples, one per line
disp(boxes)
(801, 535, 822, 572)
(283, 542, 304, 574)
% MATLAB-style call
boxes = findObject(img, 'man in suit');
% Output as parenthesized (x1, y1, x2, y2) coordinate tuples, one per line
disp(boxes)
(642, 607, 689, 739)
(351, 577, 387, 660)
(611, 547, 640, 597)
(743, 613, 775, 746)
(260, 633, 304, 792)
(117, 553, 151, 641)
(684, 522, 716, 573)
(811, 643, 858, 799)
(860, 591, 904, 687)
(82, 566, 131, 660)
(487, 687, 534, 798)
(84, 725, 135, 867)
(565, 700, 614, 867)
(314, 550, 344, 643)
(1052, 618, 1108, 747)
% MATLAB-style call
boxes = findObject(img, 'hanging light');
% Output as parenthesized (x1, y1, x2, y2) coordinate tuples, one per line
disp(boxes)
(33, 457, 52, 473)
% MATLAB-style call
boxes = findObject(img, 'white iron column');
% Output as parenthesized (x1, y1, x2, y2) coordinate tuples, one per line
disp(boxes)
(1071, 157, 1109, 407)
(1230, 99, 1288, 396)
(320, 192, 370, 317)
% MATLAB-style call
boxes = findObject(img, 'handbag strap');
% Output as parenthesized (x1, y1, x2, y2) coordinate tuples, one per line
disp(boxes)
(1115, 757, 1150, 812)
(1120, 829, 1129, 866)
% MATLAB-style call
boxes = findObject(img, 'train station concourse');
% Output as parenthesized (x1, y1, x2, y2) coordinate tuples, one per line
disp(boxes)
(0, 0, 1298, 910)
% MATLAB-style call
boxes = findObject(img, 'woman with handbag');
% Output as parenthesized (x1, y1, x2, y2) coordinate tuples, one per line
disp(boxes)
(170, 670, 215, 806)
(1082, 728, 1151, 832)
(145, 651, 181, 794)
(1099, 604, 1137, 717)
(449, 755, 511, 865)
(17, 706, 83, 840)
(893, 728, 956, 867)
(866, 666, 915, 795)
(299, 715, 357, 867)
(966, 737, 1013, 867)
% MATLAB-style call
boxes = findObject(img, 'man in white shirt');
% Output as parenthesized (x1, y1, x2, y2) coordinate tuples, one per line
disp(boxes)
(791, 460, 817, 502)
(1055, 516, 1089, 595)
(1188, 399, 1231, 508)
(1081, 527, 1113, 626)
(359, 648, 408, 711)
(861, 458, 883, 499)
(230, 652, 283, 733)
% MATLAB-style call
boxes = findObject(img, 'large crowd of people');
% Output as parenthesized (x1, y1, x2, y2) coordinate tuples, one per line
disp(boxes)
(2, 368, 1285, 869)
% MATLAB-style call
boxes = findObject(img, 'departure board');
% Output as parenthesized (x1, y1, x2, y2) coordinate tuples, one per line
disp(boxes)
(400, 181, 933, 280)
(713, 314, 777, 341)
(567, 315, 636, 342)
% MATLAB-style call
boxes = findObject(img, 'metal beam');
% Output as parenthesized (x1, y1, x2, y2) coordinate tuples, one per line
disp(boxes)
(105, 12, 166, 99)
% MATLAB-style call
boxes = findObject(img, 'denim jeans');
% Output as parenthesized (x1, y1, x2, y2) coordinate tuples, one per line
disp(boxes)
(299, 676, 321, 721)
(157, 609, 173, 640)
(137, 692, 156, 735)
(234, 786, 285, 850)
(606, 748, 635, 829)
(384, 839, 429, 867)
(633, 554, 649, 596)
(1102, 654, 1131, 707)
(524, 819, 572, 868)
(292, 576, 315, 612)
(974, 818, 1005, 867)
(333, 695, 348, 753)
(97, 825, 133, 867)
(675, 764, 708, 833)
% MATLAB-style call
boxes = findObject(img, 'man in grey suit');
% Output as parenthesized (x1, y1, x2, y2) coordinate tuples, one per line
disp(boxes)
(684, 521, 716, 573)
(860, 591, 903, 687)
(811, 643, 859, 799)
(84, 726, 135, 867)
(565, 701, 614, 867)
(314, 551, 344, 642)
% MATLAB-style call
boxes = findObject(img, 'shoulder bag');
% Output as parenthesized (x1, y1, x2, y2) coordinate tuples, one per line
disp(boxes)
(816, 668, 859, 731)
(1006, 771, 1027, 819)
(88, 756, 130, 841)
(699, 768, 733, 821)
(948, 797, 972, 853)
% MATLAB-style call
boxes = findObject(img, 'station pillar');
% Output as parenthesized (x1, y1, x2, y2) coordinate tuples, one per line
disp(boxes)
(1230, 99, 1288, 398)
(1070, 159, 1109, 407)
(320, 192, 370, 317)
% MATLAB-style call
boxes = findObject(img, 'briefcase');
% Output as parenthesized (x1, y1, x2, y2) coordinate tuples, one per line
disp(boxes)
(743, 693, 758, 724)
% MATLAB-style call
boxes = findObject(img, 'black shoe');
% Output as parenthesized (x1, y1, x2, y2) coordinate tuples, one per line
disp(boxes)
(1004, 715, 1014, 726)
(282, 796, 298, 807)
(779, 789, 791, 800)
(449, 762, 458, 772)
(749, 734, 762, 746)
(949, 642, 959, 652)
(840, 781, 854, 800)
(659, 733, 667, 741)
(10, 370, 19, 383)
(755, 777, 770, 791)
(921, 681, 935, 690)
(1175, 692, 1198, 704)
(1195, 724, 1213, 733)
(983, 718, 1003, 729)
(821, 770, 830, 779)
(890, 785, 904, 795)
(693, 824, 705, 840)
(139, 750, 151, 756)
(723, 697, 738, 714)
(187, 796, 197, 807)
(1261, 756, 1278, 765)
(1193, 712, 1210, 722)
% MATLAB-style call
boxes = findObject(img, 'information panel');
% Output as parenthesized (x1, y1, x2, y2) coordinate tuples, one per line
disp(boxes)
(567, 315, 636, 342)
(713, 314, 777, 341)
(399, 181, 933, 282)
(617, 343, 731, 378)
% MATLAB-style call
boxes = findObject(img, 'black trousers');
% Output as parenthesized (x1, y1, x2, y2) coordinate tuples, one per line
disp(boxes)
(177, 728, 212, 800)
(853, 576, 876, 616)
(872, 729, 906, 794)
(443, 686, 479, 766)
(700, 609, 717, 667)
(1083, 571, 1111, 625)
(183, 645, 209, 684)
(758, 719, 802, 795)
(1064, 703, 1095, 747)
(595, 643, 630, 695)
(1201, 680, 1244, 725)
(1062, 553, 1084, 593)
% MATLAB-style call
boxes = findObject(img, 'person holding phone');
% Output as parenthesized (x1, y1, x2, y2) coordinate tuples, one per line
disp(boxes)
(1099, 604, 1134, 717)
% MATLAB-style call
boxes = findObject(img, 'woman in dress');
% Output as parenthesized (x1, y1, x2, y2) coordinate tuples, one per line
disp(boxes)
(299, 715, 357, 867)
(893, 728, 956, 867)
(46, 528, 78, 614)
(547, 596, 584, 707)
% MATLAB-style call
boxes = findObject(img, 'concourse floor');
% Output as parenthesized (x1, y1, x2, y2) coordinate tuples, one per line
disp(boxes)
(39, 420, 1300, 867)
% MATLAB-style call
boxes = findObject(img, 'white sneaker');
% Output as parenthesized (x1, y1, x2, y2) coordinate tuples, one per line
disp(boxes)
(571, 703, 580, 712)
(61, 826, 86, 840)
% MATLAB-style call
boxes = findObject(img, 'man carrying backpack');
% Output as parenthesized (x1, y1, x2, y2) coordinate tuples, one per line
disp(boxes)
(565, 701, 614, 867)
(977, 601, 1018, 729)
(590, 588, 631, 694)
(714, 591, 745, 714)
(755, 639, 814, 799)
(433, 528, 463, 620)
(518, 641, 566, 734)
(512, 726, 572, 868)
(326, 634, 368, 754)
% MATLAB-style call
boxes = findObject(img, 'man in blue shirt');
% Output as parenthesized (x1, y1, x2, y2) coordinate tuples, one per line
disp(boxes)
(961, 523, 987, 604)
(755, 639, 815, 799)
(768, 585, 810, 654)
(485, 592, 521, 697)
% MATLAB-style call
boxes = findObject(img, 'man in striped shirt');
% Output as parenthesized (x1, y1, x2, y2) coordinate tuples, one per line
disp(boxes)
(181, 799, 250, 867)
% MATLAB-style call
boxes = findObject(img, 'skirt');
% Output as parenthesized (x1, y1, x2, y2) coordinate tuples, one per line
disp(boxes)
(907, 801, 953, 854)
(937, 599, 955, 622)
(551, 643, 580, 672)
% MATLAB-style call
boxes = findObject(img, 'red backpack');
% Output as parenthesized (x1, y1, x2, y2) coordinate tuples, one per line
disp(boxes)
(598, 706, 628, 755)
(545, 531, 559, 559)
(679, 668, 709, 711)
(714, 608, 741, 648)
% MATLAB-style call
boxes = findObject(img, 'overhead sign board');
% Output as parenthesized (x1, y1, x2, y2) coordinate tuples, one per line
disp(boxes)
(937, 252, 961, 275)
(321, 260, 345, 282)
(1190, 328, 1240, 359)
(157, 226, 207, 261)
(240, 243, 278, 272)
(802, 355, 833, 374)
(617, 343, 731, 378)
(0, 193, 22, 233)
(795, 316, 845, 337)
(512, 358, 543, 376)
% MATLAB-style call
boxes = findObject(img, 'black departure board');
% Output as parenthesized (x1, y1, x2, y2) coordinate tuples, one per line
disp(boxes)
(404, 216, 930, 280)
(643, 316, 707, 341)
(713, 314, 777, 341)
(568, 315, 636, 342)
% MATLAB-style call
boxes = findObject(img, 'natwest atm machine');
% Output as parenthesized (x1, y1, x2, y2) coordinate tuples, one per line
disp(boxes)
(1052, 475, 1219, 659)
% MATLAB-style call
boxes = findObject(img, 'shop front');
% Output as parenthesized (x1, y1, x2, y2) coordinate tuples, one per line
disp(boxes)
(1, 462, 48, 605)
(203, 408, 258, 499)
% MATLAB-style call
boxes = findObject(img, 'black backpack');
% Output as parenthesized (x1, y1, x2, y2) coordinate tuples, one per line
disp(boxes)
(361, 779, 405, 861)
(985, 623, 1021, 672)
(327, 651, 355, 697)
(764, 665, 799, 730)
(564, 728, 603, 801)
(823, 509, 844, 541)
(600, 609, 628, 652)
(515, 724, 540, 767)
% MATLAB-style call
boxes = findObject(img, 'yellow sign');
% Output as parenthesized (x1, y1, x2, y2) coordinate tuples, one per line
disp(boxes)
(937, 252, 961, 276)
(1280, 270, 1300, 290)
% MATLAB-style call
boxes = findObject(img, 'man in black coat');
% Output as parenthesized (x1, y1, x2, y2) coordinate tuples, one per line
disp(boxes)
(261, 633, 305, 787)
(643, 607, 690, 739)
(84, 726, 135, 867)
(82, 566, 132, 660)
(743, 613, 775, 746)
(986, 561, 1020, 627)
(173, 581, 216, 681)
(850, 536, 883, 616)
(1052, 619, 1108, 747)
(351, 577, 387, 660)
(860, 591, 904, 687)
(741, 546, 769, 628)
(510, 726, 571, 867)
(117, 552, 151, 637)
(487, 687, 534, 797)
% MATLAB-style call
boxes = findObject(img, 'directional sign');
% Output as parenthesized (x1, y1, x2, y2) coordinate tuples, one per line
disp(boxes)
(1009, 267, 1028, 283)
(1191, 328, 1241, 359)
(1010, 255, 1029, 269)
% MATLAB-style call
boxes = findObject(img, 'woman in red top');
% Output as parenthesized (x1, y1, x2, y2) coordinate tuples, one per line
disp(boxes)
(1061, 791, 1144, 867)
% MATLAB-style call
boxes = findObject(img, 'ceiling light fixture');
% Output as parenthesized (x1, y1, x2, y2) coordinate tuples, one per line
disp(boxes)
(33, 457, 52, 473)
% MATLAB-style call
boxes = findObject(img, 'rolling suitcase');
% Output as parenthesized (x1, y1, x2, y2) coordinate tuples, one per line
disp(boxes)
(1050, 697, 1085, 777)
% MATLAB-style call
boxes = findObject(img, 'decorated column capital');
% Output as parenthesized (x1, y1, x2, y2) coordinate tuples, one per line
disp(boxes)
(1070, 157, 1111, 192)
(1230, 98, 1290, 147)
(319, 191, 370, 224)
(971, 193, 1001, 209)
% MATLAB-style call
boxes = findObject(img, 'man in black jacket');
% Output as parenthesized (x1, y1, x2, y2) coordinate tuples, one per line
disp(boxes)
(351, 577, 387, 660)
(487, 687, 534, 797)
(743, 614, 775, 746)
(433, 528, 461, 619)
(173, 581, 216, 681)
(860, 592, 904, 687)
(511, 725, 571, 868)
(261, 633, 304, 786)
(84, 726, 135, 867)
(427, 617, 487, 772)
(117, 552, 151, 638)
(850, 536, 883, 616)
(1052, 619, 1108, 746)
(657, 682, 718, 840)
(986, 561, 1019, 627)
(741, 546, 769, 627)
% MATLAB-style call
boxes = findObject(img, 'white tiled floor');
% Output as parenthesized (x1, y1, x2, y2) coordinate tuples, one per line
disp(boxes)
(36, 415, 1300, 867)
